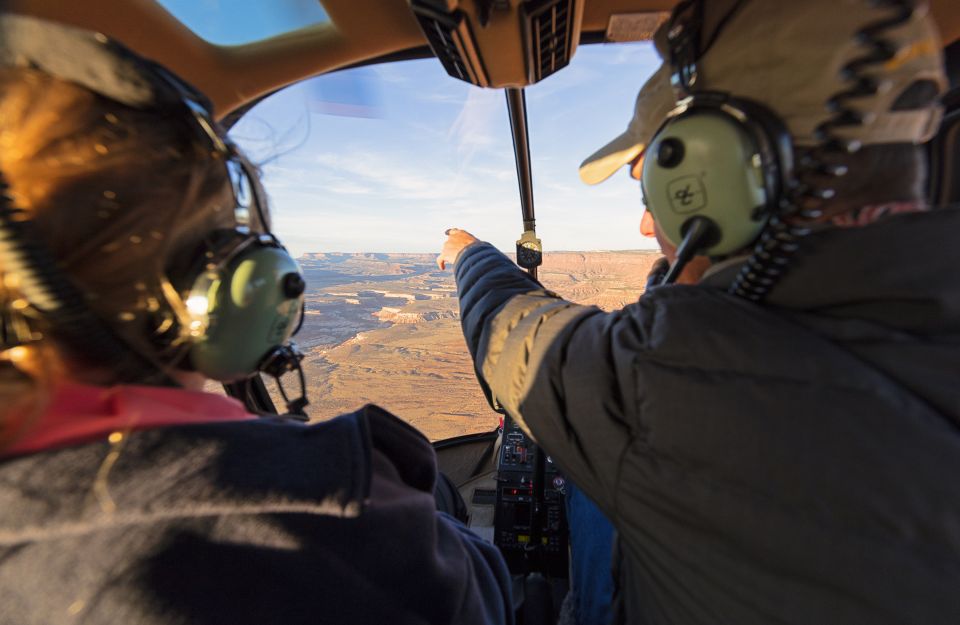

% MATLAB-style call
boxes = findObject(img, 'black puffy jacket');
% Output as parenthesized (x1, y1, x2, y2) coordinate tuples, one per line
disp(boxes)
(455, 208, 960, 625)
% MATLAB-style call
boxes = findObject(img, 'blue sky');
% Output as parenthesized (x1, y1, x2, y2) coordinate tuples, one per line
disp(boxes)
(158, 0, 330, 46)
(158, 0, 662, 257)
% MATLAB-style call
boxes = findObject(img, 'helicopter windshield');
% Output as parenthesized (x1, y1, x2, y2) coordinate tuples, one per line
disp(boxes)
(227, 43, 661, 439)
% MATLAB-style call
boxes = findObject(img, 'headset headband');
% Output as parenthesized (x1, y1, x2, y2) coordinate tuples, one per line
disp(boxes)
(0, 14, 209, 112)
(664, 0, 704, 96)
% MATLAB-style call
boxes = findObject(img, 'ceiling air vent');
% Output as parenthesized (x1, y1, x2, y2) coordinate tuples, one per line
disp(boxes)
(409, 1, 490, 87)
(408, 0, 582, 88)
(524, 0, 577, 83)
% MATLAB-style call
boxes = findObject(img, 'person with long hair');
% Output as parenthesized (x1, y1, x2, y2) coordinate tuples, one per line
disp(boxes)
(0, 14, 512, 624)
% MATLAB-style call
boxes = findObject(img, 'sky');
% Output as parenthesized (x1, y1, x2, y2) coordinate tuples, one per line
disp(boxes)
(157, 0, 663, 257)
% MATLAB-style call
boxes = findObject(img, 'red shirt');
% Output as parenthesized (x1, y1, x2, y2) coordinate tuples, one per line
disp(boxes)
(4, 383, 255, 457)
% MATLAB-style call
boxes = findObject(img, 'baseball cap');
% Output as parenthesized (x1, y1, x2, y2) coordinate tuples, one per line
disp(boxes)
(579, 0, 947, 185)
(578, 62, 674, 185)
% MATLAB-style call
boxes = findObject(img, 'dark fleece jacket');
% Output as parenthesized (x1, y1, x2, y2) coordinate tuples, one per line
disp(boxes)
(0, 404, 513, 625)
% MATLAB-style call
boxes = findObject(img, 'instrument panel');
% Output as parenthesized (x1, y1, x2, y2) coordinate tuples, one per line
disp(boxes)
(494, 417, 568, 577)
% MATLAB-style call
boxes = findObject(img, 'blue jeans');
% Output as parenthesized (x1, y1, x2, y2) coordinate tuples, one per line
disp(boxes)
(565, 481, 615, 625)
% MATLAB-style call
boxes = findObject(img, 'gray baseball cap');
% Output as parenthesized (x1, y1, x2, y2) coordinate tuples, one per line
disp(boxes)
(580, 0, 947, 185)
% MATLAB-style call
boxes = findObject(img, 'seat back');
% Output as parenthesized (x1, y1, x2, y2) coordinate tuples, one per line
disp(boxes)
(929, 91, 960, 206)
(929, 41, 960, 207)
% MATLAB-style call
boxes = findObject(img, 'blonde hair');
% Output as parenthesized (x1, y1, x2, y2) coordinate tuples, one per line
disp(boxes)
(0, 67, 243, 446)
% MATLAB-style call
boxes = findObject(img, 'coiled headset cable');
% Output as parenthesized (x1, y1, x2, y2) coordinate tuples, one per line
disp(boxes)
(729, 0, 917, 302)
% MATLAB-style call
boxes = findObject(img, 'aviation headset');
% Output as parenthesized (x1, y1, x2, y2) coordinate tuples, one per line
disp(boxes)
(640, 0, 797, 284)
(155, 146, 307, 384)
(642, 0, 926, 296)
(0, 15, 306, 390)
(641, 95, 795, 256)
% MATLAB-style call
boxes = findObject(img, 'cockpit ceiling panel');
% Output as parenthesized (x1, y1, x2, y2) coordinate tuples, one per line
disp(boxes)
(155, 0, 330, 46)
(2, 0, 958, 117)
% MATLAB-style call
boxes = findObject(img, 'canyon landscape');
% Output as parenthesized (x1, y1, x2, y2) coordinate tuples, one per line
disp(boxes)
(266, 250, 661, 440)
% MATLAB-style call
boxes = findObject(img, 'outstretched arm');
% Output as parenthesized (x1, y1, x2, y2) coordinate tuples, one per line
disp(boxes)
(442, 233, 644, 518)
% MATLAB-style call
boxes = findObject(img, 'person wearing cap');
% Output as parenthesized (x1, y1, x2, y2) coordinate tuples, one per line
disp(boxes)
(0, 14, 514, 625)
(439, 1, 960, 623)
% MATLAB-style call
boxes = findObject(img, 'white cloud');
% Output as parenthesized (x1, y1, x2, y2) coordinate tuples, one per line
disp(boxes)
(308, 149, 514, 205)
(230, 42, 668, 256)
(448, 88, 505, 170)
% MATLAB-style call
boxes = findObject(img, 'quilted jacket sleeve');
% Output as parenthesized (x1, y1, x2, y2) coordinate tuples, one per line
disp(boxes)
(455, 242, 646, 518)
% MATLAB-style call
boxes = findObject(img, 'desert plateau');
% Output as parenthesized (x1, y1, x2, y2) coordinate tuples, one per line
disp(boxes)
(254, 251, 661, 440)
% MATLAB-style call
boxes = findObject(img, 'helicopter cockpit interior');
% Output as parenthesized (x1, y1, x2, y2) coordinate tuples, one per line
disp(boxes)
(4, 0, 960, 622)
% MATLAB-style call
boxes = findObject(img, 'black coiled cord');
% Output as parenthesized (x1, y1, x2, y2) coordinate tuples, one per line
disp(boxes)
(729, 0, 917, 302)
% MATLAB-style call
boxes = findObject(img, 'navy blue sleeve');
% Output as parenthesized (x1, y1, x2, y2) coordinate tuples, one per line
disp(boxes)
(454, 242, 544, 409)
(453, 241, 635, 517)
(456, 243, 541, 347)
(438, 512, 516, 625)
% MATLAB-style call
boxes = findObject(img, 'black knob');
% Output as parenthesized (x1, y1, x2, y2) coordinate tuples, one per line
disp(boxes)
(657, 137, 685, 168)
(282, 272, 306, 298)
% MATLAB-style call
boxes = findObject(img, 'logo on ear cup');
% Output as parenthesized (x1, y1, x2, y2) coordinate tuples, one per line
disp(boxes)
(268, 315, 291, 344)
(667, 176, 707, 214)
(267, 298, 298, 344)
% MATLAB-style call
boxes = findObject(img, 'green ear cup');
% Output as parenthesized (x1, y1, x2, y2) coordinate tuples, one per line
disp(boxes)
(642, 111, 769, 256)
(189, 245, 304, 382)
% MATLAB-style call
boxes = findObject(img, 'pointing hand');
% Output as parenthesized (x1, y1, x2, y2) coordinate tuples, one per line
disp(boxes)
(438, 228, 480, 271)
